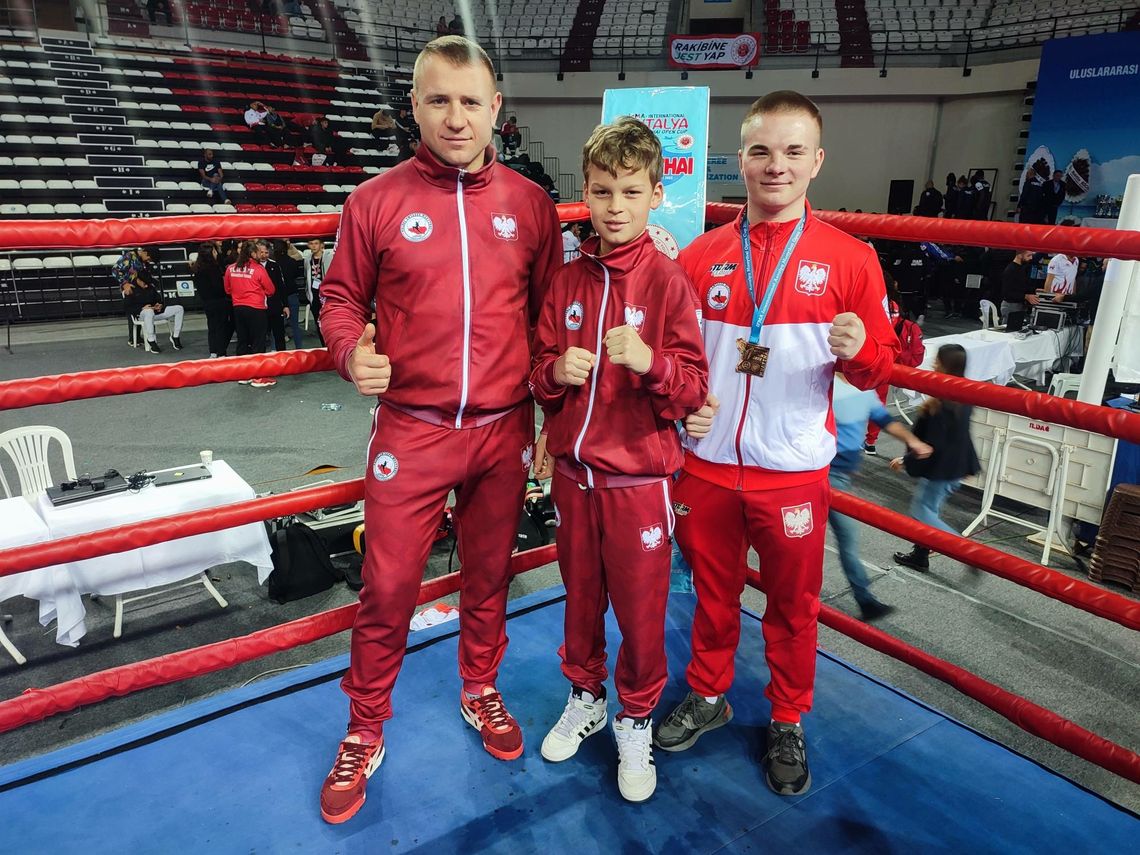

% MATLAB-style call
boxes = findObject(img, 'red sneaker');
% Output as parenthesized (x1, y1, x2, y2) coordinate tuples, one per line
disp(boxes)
(320, 736, 385, 824)
(460, 686, 523, 760)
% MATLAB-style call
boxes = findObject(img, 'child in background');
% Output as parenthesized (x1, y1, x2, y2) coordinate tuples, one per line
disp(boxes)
(865, 272, 924, 455)
(891, 344, 980, 571)
(529, 117, 708, 802)
(832, 374, 931, 618)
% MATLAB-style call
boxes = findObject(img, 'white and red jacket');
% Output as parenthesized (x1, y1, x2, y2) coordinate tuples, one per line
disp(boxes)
(678, 203, 899, 489)
(531, 232, 709, 487)
(319, 143, 563, 425)
(223, 261, 274, 309)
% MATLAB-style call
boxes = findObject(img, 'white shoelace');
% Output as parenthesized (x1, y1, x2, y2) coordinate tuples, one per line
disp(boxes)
(552, 695, 601, 740)
(614, 721, 653, 772)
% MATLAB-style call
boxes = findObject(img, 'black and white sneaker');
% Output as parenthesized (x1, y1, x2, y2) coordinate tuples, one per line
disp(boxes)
(763, 721, 811, 796)
(171, 336, 183, 351)
(145, 339, 162, 353)
(540, 687, 608, 762)
(613, 716, 656, 802)
(863, 443, 876, 456)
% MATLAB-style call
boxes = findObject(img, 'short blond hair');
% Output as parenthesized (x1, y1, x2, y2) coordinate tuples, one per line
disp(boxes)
(582, 116, 663, 186)
(740, 90, 823, 144)
(412, 36, 496, 90)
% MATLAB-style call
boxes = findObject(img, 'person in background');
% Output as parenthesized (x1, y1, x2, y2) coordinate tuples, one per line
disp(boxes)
(916, 180, 942, 217)
(255, 239, 292, 353)
(833, 374, 931, 619)
(943, 172, 958, 218)
(394, 107, 418, 148)
(892, 343, 980, 572)
(1042, 248, 1079, 298)
(500, 115, 520, 156)
(124, 271, 185, 354)
(146, 0, 172, 24)
(999, 249, 1035, 324)
(1017, 173, 1047, 224)
(310, 115, 351, 166)
(1044, 169, 1066, 225)
(244, 101, 270, 144)
(197, 148, 228, 204)
(223, 240, 277, 387)
(302, 237, 334, 346)
(111, 245, 158, 298)
(864, 273, 923, 454)
(371, 110, 396, 145)
(969, 171, 991, 220)
(190, 240, 233, 358)
(436, 15, 449, 36)
(561, 222, 581, 263)
(274, 239, 306, 349)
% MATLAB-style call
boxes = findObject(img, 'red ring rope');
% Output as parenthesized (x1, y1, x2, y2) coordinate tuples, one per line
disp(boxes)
(0, 350, 335, 411)
(1, 206, 1137, 785)
(1, 205, 1138, 259)
(3, 351, 1138, 449)
(892, 366, 1140, 445)
(0, 544, 558, 735)
(830, 491, 1140, 632)
(0, 479, 364, 579)
(809, 593, 1140, 785)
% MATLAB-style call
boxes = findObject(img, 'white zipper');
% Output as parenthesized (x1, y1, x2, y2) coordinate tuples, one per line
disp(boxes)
(454, 171, 472, 428)
(571, 261, 610, 489)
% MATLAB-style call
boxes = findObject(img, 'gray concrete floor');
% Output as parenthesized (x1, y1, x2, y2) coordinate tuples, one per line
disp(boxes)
(0, 311, 1137, 812)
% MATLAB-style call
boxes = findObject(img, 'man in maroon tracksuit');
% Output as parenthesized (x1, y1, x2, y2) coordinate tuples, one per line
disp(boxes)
(529, 118, 708, 803)
(315, 36, 562, 824)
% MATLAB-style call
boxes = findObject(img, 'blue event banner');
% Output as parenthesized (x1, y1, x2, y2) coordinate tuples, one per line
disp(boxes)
(1022, 31, 1140, 221)
(601, 86, 710, 256)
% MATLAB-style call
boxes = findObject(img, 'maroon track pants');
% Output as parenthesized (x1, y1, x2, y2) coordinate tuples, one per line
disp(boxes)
(552, 470, 673, 719)
(342, 402, 533, 740)
(674, 470, 829, 722)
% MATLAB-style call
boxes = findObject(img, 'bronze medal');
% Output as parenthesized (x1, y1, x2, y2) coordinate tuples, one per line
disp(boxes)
(736, 338, 770, 377)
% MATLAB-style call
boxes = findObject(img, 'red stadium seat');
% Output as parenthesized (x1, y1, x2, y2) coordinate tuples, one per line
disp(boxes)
(254, 204, 277, 213)
(235, 204, 256, 213)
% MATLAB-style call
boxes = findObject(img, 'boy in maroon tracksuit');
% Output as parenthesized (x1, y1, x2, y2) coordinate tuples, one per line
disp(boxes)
(529, 117, 709, 802)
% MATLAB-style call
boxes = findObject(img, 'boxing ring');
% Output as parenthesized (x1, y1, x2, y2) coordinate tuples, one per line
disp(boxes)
(0, 207, 1137, 850)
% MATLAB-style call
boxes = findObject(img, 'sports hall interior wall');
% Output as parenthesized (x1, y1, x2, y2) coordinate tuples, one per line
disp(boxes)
(505, 60, 1035, 211)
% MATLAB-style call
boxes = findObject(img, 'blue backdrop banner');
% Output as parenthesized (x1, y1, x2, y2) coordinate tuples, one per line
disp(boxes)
(601, 87, 711, 256)
(1022, 32, 1140, 221)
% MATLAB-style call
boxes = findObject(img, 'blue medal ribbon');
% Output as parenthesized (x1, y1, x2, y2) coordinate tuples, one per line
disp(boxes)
(739, 210, 807, 345)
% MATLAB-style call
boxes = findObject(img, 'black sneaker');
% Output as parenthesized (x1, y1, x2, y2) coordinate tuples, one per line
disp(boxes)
(858, 600, 896, 622)
(653, 691, 733, 752)
(893, 547, 930, 572)
(146, 339, 162, 353)
(863, 443, 876, 456)
(171, 336, 183, 351)
(763, 721, 811, 795)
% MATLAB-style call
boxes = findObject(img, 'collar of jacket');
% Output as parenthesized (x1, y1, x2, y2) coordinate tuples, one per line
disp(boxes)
(734, 199, 815, 247)
(578, 230, 657, 277)
(413, 141, 497, 190)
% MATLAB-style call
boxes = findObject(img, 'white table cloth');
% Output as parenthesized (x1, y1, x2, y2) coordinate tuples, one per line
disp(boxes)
(24, 460, 272, 646)
(0, 495, 55, 611)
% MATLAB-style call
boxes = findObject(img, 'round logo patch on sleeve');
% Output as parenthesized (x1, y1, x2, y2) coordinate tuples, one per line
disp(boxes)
(400, 213, 433, 243)
(372, 451, 399, 481)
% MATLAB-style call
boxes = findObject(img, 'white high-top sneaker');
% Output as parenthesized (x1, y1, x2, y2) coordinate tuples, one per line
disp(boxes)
(540, 688, 608, 762)
(613, 716, 656, 802)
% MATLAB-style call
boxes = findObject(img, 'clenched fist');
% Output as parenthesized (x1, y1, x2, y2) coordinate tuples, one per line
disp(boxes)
(828, 312, 867, 360)
(347, 323, 392, 396)
(554, 346, 595, 386)
(685, 392, 719, 439)
(604, 325, 653, 374)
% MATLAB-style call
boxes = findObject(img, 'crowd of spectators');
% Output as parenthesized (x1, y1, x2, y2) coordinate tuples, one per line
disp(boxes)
(912, 171, 992, 220)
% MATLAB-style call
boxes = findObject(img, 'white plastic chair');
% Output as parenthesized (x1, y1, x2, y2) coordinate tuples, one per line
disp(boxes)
(1048, 372, 1081, 399)
(979, 299, 1002, 330)
(0, 425, 78, 499)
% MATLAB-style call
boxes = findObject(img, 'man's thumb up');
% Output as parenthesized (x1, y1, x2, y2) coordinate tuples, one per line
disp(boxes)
(348, 322, 391, 397)
(357, 322, 376, 351)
